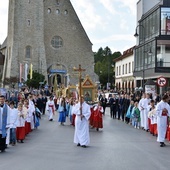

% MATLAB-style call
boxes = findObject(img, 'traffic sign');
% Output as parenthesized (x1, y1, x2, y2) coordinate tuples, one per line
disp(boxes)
(157, 76, 167, 87)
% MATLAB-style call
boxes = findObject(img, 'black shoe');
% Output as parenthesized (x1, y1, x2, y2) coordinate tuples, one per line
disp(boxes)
(21, 140, 24, 143)
(81, 145, 86, 148)
(162, 143, 166, 147)
(160, 142, 165, 147)
(77, 143, 80, 146)
(96, 128, 99, 131)
(1, 149, 5, 153)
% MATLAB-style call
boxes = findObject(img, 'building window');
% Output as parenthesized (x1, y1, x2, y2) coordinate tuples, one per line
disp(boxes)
(48, 8, 51, 14)
(25, 46, 32, 58)
(119, 66, 121, 75)
(157, 39, 170, 67)
(139, 8, 159, 43)
(125, 64, 127, 74)
(56, 9, 60, 14)
(129, 62, 131, 73)
(132, 61, 134, 72)
(161, 7, 170, 35)
(64, 10, 68, 15)
(51, 36, 63, 49)
(122, 65, 124, 75)
(116, 67, 118, 76)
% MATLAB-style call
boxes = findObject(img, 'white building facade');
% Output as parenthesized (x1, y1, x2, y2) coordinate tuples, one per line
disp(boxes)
(114, 47, 136, 94)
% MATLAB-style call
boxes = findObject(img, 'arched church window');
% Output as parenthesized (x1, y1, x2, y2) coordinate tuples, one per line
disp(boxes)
(64, 10, 68, 15)
(48, 8, 51, 14)
(56, 9, 60, 14)
(25, 46, 32, 58)
(51, 36, 63, 49)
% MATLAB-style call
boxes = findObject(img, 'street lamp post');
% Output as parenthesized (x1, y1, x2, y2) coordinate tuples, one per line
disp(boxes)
(134, 24, 145, 92)
(107, 52, 111, 90)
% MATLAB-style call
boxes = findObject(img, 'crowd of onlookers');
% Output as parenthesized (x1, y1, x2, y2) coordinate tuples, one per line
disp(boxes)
(98, 90, 170, 146)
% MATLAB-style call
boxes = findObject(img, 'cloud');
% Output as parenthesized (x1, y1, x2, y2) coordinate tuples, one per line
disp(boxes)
(0, 1, 8, 44)
(71, 0, 107, 31)
(115, 0, 138, 15)
(98, 0, 117, 15)
(93, 34, 135, 44)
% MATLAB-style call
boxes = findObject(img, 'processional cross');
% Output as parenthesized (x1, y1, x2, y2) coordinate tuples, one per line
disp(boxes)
(73, 64, 86, 118)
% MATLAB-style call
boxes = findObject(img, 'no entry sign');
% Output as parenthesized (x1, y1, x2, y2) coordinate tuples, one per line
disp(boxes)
(157, 76, 167, 87)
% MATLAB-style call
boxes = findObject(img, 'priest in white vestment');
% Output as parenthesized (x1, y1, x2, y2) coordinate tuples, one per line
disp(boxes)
(156, 94, 170, 147)
(138, 93, 146, 129)
(74, 96, 91, 148)
(143, 93, 151, 131)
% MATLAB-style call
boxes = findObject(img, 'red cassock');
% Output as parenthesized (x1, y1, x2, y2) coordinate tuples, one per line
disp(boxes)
(89, 108, 94, 126)
(153, 124, 157, 136)
(148, 118, 154, 134)
(16, 127, 25, 140)
(166, 126, 170, 141)
(93, 108, 103, 129)
(25, 122, 31, 135)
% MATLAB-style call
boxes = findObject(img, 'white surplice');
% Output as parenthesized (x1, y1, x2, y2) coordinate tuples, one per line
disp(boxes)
(9, 108, 18, 128)
(138, 98, 145, 128)
(143, 98, 150, 130)
(148, 106, 157, 125)
(28, 99, 35, 129)
(156, 100, 170, 142)
(74, 102, 91, 146)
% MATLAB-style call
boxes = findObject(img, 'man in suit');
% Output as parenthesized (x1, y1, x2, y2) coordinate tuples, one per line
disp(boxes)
(100, 95, 107, 115)
(109, 94, 117, 119)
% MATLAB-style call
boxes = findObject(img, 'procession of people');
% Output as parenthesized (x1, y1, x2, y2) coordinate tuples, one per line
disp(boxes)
(0, 92, 44, 153)
(1, 86, 170, 153)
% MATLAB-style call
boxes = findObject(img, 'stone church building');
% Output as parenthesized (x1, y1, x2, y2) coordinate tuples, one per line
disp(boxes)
(0, 0, 97, 87)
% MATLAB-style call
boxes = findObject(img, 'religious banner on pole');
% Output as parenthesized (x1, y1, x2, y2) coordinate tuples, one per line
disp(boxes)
(30, 63, 33, 79)
(25, 63, 28, 82)
(19, 63, 23, 83)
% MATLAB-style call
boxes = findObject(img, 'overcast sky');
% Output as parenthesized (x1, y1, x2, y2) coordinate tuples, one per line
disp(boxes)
(0, 0, 137, 53)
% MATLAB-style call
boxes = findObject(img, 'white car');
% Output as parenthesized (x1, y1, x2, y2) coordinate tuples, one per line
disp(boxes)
(104, 92, 118, 106)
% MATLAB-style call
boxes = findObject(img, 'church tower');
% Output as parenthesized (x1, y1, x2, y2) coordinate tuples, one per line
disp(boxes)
(3, 0, 47, 83)
(3, 0, 97, 86)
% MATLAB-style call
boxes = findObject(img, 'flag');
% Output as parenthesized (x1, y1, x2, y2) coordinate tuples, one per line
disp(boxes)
(25, 63, 28, 81)
(53, 74, 58, 93)
(19, 63, 23, 83)
(30, 63, 33, 79)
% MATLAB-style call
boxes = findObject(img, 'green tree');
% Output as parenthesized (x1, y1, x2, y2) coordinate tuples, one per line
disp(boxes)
(26, 71, 46, 88)
(94, 46, 121, 89)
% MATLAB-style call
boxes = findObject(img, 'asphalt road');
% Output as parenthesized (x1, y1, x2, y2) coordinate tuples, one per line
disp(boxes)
(0, 108, 170, 170)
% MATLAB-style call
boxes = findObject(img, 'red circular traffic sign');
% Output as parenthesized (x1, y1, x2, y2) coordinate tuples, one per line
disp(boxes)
(157, 76, 167, 87)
